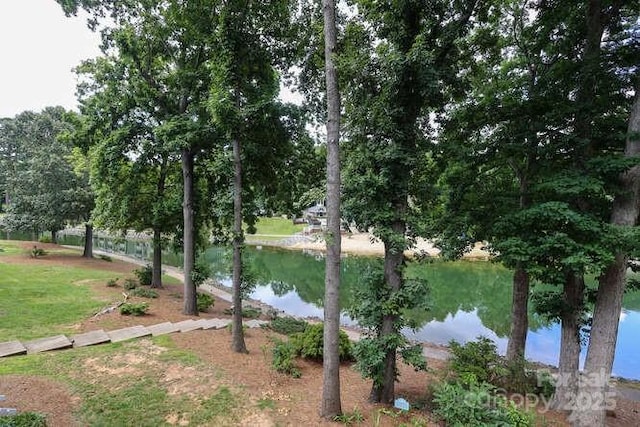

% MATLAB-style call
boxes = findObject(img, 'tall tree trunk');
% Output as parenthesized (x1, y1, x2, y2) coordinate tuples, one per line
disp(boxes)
(320, 0, 342, 417)
(506, 266, 529, 361)
(82, 223, 93, 258)
(370, 220, 405, 404)
(182, 148, 198, 315)
(575, 84, 640, 426)
(151, 227, 162, 288)
(50, 230, 57, 244)
(231, 136, 247, 353)
(151, 156, 168, 288)
(551, 272, 584, 412)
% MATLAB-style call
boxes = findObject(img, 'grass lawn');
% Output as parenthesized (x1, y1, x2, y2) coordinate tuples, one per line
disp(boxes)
(247, 216, 305, 236)
(0, 262, 117, 341)
(0, 337, 245, 426)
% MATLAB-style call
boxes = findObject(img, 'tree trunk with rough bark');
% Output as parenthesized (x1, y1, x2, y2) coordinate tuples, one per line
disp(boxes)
(231, 136, 247, 353)
(551, 272, 584, 412)
(151, 227, 162, 288)
(82, 223, 93, 258)
(575, 85, 640, 426)
(506, 266, 529, 361)
(182, 148, 198, 315)
(370, 220, 405, 404)
(320, 0, 342, 418)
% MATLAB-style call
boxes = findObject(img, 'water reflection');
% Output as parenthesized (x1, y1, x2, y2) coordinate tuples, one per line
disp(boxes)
(51, 236, 638, 380)
(226, 246, 638, 380)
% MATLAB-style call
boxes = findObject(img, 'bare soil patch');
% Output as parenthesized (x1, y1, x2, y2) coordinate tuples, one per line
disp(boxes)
(1, 241, 638, 425)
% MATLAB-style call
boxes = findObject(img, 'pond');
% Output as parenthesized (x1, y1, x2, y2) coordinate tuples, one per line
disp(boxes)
(199, 246, 640, 381)
(49, 233, 640, 380)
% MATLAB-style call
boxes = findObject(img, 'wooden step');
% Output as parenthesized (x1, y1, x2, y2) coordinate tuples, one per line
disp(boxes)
(108, 325, 151, 343)
(202, 318, 231, 330)
(71, 330, 111, 348)
(147, 322, 180, 336)
(23, 335, 72, 354)
(174, 319, 205, 332)
(0, 341, 27, 358)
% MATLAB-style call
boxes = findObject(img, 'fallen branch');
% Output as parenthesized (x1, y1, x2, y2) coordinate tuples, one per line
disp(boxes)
(93, 292, 129, 317)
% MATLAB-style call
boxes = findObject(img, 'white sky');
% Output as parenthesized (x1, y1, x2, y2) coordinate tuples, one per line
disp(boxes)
(0, 0, 303, 120)
(0, 0, 102, 118)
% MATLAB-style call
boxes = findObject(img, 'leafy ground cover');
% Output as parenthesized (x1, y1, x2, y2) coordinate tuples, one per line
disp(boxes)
(0, 241, 637, 426)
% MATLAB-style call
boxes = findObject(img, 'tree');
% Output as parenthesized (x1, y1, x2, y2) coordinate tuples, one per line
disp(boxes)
(0, 108, 93, 242)
(577, 83, 640, 426)
(320, 0, 342, 418)
(59, 0, 219, 308)
(207, 0, 297, 352)
(73, 52, 183, 287)
(341, 0, 480, 403)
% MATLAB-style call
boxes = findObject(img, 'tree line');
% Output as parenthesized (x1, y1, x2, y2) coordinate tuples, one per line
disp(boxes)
(0, 0, 638, 424)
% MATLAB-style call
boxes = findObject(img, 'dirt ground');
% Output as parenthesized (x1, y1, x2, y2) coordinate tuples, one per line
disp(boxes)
(1, 241, 638, 426)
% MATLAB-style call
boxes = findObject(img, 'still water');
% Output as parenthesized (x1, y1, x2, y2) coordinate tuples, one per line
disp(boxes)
(53, 234, 639, 380)
(201, 246, 640, 380)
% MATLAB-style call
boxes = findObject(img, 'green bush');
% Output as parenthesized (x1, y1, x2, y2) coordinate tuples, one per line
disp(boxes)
(269, 316, 308, 336)
(197, 292, 214, 312)
(0, 411, 47, 427)
(131, 288, 159, 299)
(449, 336, 504, 384)
(291, 323, 353, 362)
(133, 265, 153, 286)
(38, 235, 52, 244)
(271, 338, 301, 378)
(449, 338, 556, 398)
(119, 302, 149, 316)
(123, 278, 137, 291)
(432, 375, 533, 427)
(223, 306, 261, 318)
(192, 257, 212, 287)
(106, 278, 119, 288)
(29, 246, 46, 258)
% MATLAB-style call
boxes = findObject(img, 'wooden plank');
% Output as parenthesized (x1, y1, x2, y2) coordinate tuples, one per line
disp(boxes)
(146, 322, 180, 336)
(175, 319, 205, 333)
(202, 318, 231, 330)
(23, 335, 72, 354)
(71, 330, 111, 348)
(107, 325, 151, 343)
(243, 319, 267, 329)
(0, 341, 27, 358)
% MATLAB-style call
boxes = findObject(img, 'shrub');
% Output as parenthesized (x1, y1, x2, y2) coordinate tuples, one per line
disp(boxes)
(432, 375, 533, 427)
(29, 246, 46, 258)
(119, 302, 149, 316)
(449, 336, 504, 384)
(0, 411, 47, 427)
(192, 257, 212, 287)
(291, 323, 353, 362)
(123, 278, 137, 290)
(133, 265, 153, 286)
(269, 316, 308, 336)
(106, 278, 119, 288)
(223, 306, 261, 318)
(38, 235, 52, 243)
(271, 338, 301, 378)
(197, 292, 214, 312)
(131, 288, 159, 299)
(448, 338, 556, 398)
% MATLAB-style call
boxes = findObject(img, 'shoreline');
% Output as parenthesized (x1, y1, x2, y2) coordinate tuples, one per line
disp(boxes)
(248, 230, 492, 260)
(69, 242, 640, 386)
